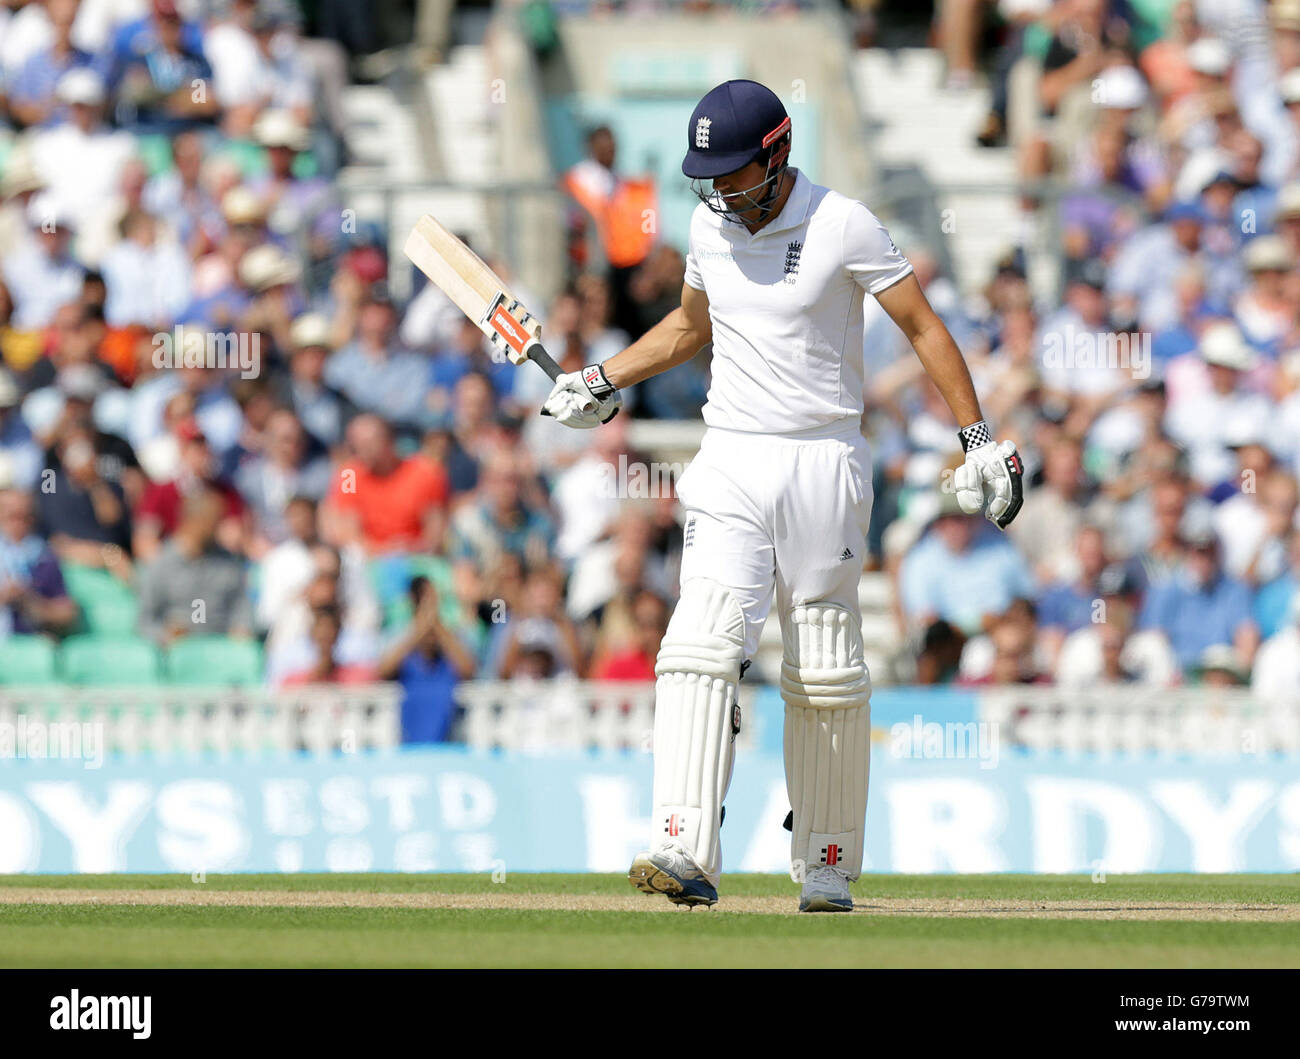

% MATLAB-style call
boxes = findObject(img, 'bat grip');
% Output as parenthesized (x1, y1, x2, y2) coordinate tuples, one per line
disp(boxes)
(528, 343, 563, 382)
(530, 341, 562, 415)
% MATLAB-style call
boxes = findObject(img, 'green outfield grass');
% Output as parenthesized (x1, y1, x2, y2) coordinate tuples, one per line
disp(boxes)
(1, 873, 1297, 968)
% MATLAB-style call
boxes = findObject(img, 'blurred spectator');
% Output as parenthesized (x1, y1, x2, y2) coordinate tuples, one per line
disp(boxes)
(1214, 460, 1296, 585)
(1055, 563, 1178, 685)
(37, 422, 132, 572)
(562, 124, 658, 334)
(324, 296, 430, 431)
(142, 131, 223, 257)
(913, 619, 966, 685)
(498, 567, 584, 678)
(0, 369, 42, 491)
(2, 194, 84, 329)
(280, 604, 378, 685)
(1164, 321, 1272, 487)
(590, 588, 667, 681)
(425, 318, 515, 415)
(101, 208, 191, 328)
(961, 610, 1045, 685)
(1036, 523, 1108, 659)
(34, 361, 144, 506)
(234, 408, 330, 551)
(1109, 201, 1238, 333)
(431, 371, 500, 494)
(324, 413, 448, 554)
(264, 540, 379, 682)
(1252, 592, 1300, 700)
(249, 109, 339, 267)
(133, 421, 245, 560)
(899, 495, 1035, 636)
(136, 488, 251, 642)
(1255, 527, 1300, 640)
(272, 311, 355, 449)
(1189, 643, 1248, 687)
(28, 70, 135, 231)
(377, 577, 477, 742)
(7, 0, 94, 130)
(1234, 234, 1295, 350)
(1138, 527, 1259, 670)
(451, 450, 555, 574)
(106, 0, 218, 134)
(1007, 434, 1093, 581)
(0, 487, 78, 637)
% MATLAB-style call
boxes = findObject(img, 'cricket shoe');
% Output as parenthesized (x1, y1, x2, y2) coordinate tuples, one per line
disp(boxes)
(628, 845, 717, 907)
(799, 865, 853, 912)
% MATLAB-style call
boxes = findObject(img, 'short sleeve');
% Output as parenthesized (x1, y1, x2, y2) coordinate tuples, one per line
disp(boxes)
(683, 211, 705, 291)
(844, 203, 913, 295)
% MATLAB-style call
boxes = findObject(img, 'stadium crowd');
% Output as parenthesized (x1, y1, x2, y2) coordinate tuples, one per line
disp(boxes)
(891, 0, 1300, 697)
(2, 0, 1300, 750)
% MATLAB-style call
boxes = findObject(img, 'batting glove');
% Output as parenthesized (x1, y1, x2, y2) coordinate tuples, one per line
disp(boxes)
(542, 363, 622, 429)
(952, 421, 1025, 531)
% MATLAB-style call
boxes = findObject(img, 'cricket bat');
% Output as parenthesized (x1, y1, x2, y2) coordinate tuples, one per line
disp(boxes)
(403, 214, 563, 383)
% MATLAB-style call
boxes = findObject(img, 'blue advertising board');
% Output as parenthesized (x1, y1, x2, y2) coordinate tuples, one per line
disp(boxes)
(1, 744, 1296, 874)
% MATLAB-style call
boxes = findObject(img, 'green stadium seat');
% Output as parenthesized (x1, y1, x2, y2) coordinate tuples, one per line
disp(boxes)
(0, 636, 58, 684)
(135, 134, 176, 175)
(165, 637, 264, 686)
(60, 635, 161, 685)
(59, 563, 139, 635)
(82, 595, 139, 635)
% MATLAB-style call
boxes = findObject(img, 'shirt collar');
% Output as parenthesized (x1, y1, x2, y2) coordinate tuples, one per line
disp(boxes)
(754, 168, 812, 237)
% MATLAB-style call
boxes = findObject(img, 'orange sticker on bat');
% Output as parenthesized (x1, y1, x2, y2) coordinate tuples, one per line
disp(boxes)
(489, 305, 529, 355)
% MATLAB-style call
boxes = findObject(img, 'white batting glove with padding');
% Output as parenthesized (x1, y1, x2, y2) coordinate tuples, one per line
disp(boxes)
(542, 363, 622, 429)
(953, 421, 1025, 531)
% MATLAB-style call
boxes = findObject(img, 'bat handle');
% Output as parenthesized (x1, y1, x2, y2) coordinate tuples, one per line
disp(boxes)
(527, 343, 564, 382)
(530, 341, 562, 415)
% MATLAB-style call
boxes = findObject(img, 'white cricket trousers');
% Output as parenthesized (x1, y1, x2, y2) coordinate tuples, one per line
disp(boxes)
(674, 422, 874, 658)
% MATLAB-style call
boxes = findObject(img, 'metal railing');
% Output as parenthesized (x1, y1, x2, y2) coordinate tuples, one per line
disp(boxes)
(0, 684, 402, 757)
(980, 686, 1300, 756)
(453, 679, 667, 752)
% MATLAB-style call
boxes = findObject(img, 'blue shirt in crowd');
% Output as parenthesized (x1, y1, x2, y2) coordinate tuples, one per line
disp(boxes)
(1138, 571, 1254, 669)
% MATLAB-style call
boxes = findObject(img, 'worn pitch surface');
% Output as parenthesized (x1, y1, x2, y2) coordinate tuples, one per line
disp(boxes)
(1, 873, 1297, 967)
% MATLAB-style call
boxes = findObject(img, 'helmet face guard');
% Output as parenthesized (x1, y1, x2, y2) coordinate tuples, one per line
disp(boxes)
(691, 117, 792, 225)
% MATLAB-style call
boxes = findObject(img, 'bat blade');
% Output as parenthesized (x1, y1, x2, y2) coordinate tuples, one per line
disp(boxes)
(402, 215, 561, 381)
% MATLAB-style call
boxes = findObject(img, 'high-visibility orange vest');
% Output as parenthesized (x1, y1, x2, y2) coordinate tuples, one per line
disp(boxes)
(564, 170, 658, 269)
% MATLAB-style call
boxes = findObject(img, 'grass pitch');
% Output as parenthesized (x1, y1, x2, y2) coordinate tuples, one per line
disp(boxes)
(1, 872, 1297, 968)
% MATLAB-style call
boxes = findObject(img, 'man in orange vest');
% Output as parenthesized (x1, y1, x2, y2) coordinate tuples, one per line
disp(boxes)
(563, 125, 658, 334)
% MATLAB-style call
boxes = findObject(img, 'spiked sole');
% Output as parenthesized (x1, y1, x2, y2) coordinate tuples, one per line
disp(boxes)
(627, 855, 717, 907)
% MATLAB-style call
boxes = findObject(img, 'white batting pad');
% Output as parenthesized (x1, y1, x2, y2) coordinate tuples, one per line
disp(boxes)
(651, 578, 747, 883)
(781, 604, 872, 879)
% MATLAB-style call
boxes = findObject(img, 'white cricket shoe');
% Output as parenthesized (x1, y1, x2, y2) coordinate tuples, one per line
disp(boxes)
(628, 844, 718, 907)
(799, 865, 853, 912)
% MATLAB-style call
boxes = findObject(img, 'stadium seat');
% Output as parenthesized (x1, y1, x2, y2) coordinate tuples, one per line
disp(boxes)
(81, 596, 140, 635)
(165, 637, 265, 686)
(60, 635, 161, 685)
(59, 564, 139, 635)
(0, 636, 58, 684)
(136, 134, 176, 175)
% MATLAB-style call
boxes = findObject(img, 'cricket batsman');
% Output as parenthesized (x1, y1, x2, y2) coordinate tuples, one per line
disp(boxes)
(543, 80, 1024, 911)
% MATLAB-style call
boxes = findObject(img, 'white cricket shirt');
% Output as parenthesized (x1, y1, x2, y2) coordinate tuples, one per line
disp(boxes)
(684, 168, 913, 435)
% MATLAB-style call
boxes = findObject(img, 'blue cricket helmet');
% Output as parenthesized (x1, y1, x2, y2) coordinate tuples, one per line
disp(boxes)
(682, 79, 791, 179)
